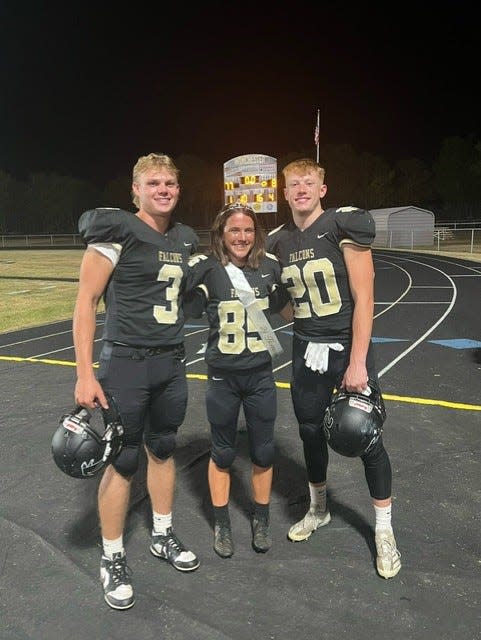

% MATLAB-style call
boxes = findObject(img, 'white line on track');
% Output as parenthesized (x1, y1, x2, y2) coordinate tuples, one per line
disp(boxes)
(0, 253, 468, 386)
(374, 254, 456, 377)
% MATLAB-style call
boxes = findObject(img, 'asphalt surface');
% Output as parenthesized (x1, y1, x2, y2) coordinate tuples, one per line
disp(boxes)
(0, 249, 480, 640)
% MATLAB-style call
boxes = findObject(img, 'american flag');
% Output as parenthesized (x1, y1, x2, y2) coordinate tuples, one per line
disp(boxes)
(314, 109, 320, 146)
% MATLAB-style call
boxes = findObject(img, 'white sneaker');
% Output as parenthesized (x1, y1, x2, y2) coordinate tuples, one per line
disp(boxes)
(287, 506, 331, 541)
(150, 527, 200, 572)
(375, 529, 402, 579)
(100, 552, 134, 610)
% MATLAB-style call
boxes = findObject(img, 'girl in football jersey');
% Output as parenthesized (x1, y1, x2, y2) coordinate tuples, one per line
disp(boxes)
(185, 203, 291, 558)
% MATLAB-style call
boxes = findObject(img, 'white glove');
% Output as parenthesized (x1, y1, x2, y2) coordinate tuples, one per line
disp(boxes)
(304, 342, 344, 373)
(305, 342, 322, 371)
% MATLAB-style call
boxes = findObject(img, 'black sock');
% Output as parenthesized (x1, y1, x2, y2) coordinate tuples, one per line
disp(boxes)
(213, 504, 230, 525)
(254, 502, 269, 521)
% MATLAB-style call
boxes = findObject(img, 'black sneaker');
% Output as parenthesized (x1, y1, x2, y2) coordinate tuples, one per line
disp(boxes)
(99, 552, 134, 610)
(213, 521, 234, 558)
(252, 517, 272, 553)
(150, 527, 200, 572)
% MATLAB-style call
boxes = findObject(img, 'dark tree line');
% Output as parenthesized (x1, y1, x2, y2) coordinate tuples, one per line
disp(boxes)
(1, 135, 480, 235)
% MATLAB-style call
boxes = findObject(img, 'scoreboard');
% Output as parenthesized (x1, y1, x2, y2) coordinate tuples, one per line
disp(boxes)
(223, 154, 277, 213)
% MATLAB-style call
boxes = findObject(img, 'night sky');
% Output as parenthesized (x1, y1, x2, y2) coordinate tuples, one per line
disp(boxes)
(1, 1, 478, 186)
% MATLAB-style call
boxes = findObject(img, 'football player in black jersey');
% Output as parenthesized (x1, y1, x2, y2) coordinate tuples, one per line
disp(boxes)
(266, 158, 401, 579)
(73, 153, 200, 610)
(185, 203, 290, 559)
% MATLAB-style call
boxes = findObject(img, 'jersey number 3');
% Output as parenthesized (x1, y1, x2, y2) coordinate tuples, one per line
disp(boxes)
(154, 264, 183, 324)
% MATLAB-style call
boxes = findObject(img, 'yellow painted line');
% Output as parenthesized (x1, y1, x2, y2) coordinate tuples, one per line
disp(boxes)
(187, 373, 208, 381)
(1, 354, 480, 412)
(382, 393, 481, 411)
(0, 355, 78, 367)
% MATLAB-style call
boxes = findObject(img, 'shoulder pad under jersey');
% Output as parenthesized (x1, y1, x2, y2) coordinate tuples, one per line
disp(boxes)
(334, 206, 375, 246)
(78, 208, 132, 244)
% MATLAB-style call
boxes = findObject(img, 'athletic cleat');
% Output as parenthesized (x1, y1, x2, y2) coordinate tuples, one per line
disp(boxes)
(375, 529, 402, 579)
(213, 521, 234, 558)
(100, 552, 134, 610)
(150, 527, 200, 572)
(251, 517, 272, 553)
(287, 506, 331, 542)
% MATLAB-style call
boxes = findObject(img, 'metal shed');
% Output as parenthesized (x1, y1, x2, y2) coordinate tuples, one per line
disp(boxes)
(369, 206, 435, 248)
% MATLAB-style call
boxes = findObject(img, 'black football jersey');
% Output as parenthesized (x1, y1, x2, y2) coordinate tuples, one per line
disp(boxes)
(185, 253, 286, 370)
(265, 206, 375, 342)
(78, 208, 199, 346)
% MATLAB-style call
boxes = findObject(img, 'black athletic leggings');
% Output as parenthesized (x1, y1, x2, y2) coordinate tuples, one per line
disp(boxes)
(290, 336, 392, 500)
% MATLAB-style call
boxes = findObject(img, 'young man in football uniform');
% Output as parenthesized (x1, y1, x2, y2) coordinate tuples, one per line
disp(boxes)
(185, 202, 290, 558)
(73, 153, 200, 610)
(265, 158, 401, 579)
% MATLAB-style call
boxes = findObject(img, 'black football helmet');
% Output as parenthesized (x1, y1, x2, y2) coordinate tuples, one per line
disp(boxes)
(323, 380, 386, 457)
(51, 395, 124, 479)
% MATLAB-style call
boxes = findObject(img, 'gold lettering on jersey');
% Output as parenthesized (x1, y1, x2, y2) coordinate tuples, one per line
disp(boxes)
(289, 248, 315, 263)
(158, 251, 183, 263)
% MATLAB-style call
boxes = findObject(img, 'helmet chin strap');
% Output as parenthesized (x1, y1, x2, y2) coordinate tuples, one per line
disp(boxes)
(101, 421, 124, 463)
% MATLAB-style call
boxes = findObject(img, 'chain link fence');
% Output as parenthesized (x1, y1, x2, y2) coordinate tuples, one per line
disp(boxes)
(0, 231, 212, 252)
(1, 228, 480, 258)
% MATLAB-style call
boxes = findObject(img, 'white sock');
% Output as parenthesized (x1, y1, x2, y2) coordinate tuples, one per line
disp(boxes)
(374, 504, 393, 532)
(153, 511, 172, 535)
(102, 535, 124, 559)
(309, 483, 327, 512)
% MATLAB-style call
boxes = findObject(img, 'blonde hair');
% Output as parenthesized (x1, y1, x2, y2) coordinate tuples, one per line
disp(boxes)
(210, 203, 266, 269)
(282, 158, 325, 183)
(131, 153, 180, 208)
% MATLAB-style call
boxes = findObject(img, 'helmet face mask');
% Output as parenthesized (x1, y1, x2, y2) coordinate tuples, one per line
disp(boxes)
(51, 397, 123, 479)
(323, 380, 386, 458)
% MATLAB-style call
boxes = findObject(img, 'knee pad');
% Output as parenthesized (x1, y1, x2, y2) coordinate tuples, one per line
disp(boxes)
(112, 445, 141, 478)
(252, 442, 275, 468)
(145, 431, 176, 460)
(299, 421, 325, 445)
(212, 445, 237, 470)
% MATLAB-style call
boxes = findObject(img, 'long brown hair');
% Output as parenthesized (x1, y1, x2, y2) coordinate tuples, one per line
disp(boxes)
(210, 202, 265, 269)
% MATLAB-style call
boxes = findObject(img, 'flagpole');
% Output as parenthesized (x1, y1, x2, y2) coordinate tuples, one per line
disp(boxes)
(314, 108, 320, 163)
